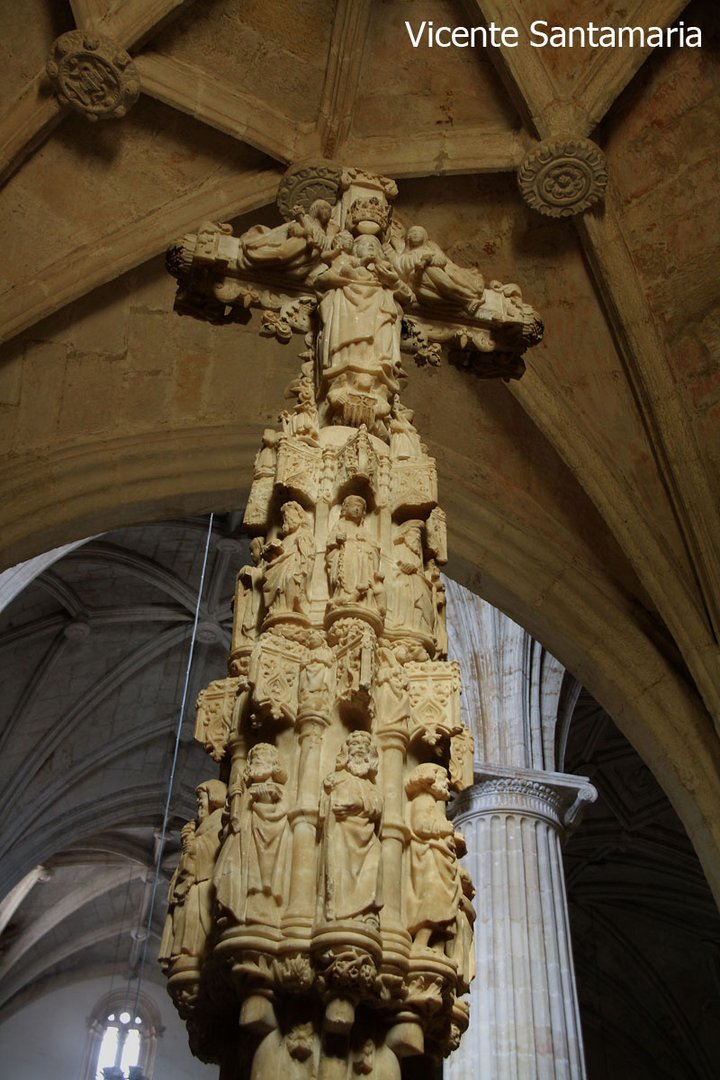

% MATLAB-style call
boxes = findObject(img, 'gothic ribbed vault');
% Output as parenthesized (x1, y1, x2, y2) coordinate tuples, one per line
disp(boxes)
(0, 0, 718, 1075)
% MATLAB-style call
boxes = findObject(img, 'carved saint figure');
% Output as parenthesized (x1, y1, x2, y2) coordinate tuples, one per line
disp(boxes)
(428, 561, 448, 657)
(213, 752, 245, 918)
(232, 537, 265, 651)
(326, 495, 385, 616)
(386, 520, 434, 637)
(159, 779, 227, 967)
(242, 743, 291, 923)
(394, 225, 485, 315)
(262, 501, 314, 617)
(314, 233, 412, 429)
(214, 743, 290, 925)
(317, 731, 383, 922)
(373, 642, 411, 731)
(389, 395, 424, 460)
(254, 427, 280, 476)
(298, 630, 335, 717)
(245, 428, 279, 527)
(404, 763, 460, 949)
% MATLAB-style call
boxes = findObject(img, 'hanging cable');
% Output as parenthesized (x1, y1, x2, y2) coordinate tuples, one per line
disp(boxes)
(131, 512, 215, 1015)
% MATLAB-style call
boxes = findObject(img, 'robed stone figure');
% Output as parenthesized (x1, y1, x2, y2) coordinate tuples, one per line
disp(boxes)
(317, 731, 383, 923)
(159, 779, 227, 966)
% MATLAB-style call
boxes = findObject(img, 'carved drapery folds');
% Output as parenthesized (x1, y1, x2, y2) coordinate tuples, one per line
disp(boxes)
(162, 166, 543, 1078)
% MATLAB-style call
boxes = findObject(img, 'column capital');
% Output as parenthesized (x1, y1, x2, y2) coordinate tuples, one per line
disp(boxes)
(452, 763, 596, 833)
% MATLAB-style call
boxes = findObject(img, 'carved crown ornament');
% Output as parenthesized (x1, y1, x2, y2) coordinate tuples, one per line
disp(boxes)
(166, 161, 543, 380)
(518, 136, 608, 217)
(159, 164, 543, 1077)
(46, 31, 140, 121)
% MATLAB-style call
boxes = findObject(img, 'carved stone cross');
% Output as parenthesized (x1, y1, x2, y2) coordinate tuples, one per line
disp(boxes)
(161, 163, 542, 1080)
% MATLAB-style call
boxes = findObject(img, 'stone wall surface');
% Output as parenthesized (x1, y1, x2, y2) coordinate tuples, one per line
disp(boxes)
(0, 976, 215, 1080)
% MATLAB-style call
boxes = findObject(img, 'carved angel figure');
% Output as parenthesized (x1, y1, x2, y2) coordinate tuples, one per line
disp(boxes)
(261, 501, 314, 617)
(238, 199, 332, 279)
(317, 731, 383, 922)
(159, 779, 227, 967)
(214, 743, 290, 925)
(326, 495, 385, 615)
(394, 225, 485, 316)
(404, 763, 460, 949)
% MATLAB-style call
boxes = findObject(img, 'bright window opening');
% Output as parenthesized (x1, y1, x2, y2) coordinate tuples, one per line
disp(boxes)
(82, 990, 161, 1080)
(96, 1026, 119, 1078)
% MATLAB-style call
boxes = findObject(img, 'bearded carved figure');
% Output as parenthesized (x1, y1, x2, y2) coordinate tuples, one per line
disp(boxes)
(317, 731, 383, 924)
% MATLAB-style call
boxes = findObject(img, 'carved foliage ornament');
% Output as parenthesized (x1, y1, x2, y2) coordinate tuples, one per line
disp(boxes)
(518, 137, 608, 218)
(46, 32, 140, 121)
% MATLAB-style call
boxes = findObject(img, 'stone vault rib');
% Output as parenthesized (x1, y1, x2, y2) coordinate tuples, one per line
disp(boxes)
(0, 167, 282, 347)
(135, 53, 310, 164)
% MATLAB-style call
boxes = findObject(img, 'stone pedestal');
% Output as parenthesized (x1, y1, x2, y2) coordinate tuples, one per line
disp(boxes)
(447, 765, 595, 1080)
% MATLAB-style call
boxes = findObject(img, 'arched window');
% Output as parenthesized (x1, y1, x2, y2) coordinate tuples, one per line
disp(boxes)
(80, 989, 163, 1080)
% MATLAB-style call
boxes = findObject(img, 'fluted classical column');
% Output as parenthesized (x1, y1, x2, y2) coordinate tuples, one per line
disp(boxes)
(447, 766, 595, 1080)
(444, 584, 595, 1079)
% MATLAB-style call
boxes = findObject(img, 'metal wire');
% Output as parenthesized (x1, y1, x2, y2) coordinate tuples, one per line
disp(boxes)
(131, 512, 215, 1016)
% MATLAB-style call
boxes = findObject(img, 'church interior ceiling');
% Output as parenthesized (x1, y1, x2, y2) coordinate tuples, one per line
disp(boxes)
(0, 0, 718, 1074)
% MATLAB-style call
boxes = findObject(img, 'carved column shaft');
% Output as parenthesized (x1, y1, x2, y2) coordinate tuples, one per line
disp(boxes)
(162, 163, 544, 1079)
(286, 716, 326, 929)
(448, 767, 595, 1080)
(376, 727, 412, 979)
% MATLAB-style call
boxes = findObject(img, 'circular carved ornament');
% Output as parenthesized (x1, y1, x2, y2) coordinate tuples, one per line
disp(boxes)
(518, 137, 608, 217)
(277, 162, 344, 220)
(46, 31, 140, 121)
